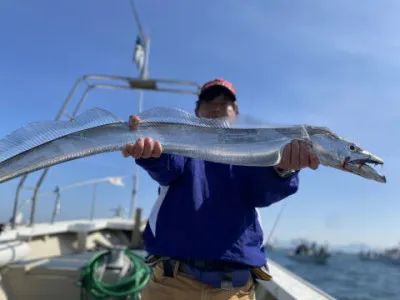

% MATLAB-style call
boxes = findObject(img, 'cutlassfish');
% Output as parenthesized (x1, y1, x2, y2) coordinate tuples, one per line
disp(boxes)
(0, 107, 386, 184)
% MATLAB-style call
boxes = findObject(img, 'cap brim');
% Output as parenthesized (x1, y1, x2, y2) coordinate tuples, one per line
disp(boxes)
(199, 85, 236, 101)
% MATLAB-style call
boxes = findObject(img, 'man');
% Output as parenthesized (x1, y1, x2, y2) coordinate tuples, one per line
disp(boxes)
(122, 78, 319, 300)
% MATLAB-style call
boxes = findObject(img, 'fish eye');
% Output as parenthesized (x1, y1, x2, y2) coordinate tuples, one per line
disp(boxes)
(349, 144, 356, 152)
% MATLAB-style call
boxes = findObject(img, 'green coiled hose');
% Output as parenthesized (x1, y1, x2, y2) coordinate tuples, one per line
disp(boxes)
(79, 249, 151, 299)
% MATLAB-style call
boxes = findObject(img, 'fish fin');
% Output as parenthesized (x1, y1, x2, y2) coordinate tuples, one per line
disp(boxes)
(306, 126, 336, 136)
(137, 107, 234, 128)
(0, 108, 121, 162)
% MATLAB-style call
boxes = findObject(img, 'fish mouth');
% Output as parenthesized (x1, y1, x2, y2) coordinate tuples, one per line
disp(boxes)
(345, 157, 386, 183)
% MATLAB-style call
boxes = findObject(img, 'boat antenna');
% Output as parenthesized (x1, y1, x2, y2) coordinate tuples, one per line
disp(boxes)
(128, 0, 151, 219)
(129, 0, 144, 38)
(264, 201, 287, 248)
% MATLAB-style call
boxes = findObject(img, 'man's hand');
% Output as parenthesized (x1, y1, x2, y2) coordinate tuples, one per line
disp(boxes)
(276, 140, 320, 171)
(121, 115, 163, 159)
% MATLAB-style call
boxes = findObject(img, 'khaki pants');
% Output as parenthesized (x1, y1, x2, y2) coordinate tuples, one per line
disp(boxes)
(140, 261, 256, 300)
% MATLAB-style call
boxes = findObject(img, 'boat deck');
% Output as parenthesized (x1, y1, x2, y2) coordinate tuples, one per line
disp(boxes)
(1, 249, 336, 300)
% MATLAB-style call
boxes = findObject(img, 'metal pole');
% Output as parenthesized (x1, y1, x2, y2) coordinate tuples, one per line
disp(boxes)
(141, 37, 150, 80)
(29, 170, 49, 226)
(138, 87, 144, 113)
(24, 77, 87, 227)
(90, 183, 97, 221)
(130, 90, 144, 218)
(129, 5, 151, 217)
(129, 174, 138, 219)
(51, 187, 61, 224)
(129, 0, 144, 37)
(11, 177, 27, 229)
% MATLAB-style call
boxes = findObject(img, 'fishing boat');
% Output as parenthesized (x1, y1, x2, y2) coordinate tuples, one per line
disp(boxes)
(287, 242, 331, 265)
(379, 255, 400, 266)
(287, 251, 331, 265)
(0, 74, 337, 299)
(359, 246, 400, 266)
(0, 2, 337, 299)
(377, 246, 400, 266)
(0, 74, 338, 300)
(358, 250, 381, 261)
(0, 215, 336, 300)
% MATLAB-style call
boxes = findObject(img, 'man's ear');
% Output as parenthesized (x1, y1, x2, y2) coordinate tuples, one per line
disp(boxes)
(195, 100, 201, 117)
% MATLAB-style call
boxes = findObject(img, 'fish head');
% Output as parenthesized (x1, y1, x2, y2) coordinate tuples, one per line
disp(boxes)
(309, 127, 386, 183)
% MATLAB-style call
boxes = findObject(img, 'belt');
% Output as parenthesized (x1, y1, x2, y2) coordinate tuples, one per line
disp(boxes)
(146, 255, 249, 271)
(172, 258, 249, 271)
(146, 255, 271, 282)
(159, 258, 252, 289)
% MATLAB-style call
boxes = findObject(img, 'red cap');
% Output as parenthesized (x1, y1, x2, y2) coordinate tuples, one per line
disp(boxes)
(199, 78, 236, 101)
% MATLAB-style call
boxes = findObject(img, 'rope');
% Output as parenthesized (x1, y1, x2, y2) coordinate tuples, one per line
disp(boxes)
(79, 249, 151, 300)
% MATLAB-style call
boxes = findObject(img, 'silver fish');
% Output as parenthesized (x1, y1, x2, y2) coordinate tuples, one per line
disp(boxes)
(0, 107, 386, 184)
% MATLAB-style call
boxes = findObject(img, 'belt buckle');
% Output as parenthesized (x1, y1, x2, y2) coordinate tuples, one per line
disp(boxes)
(220, 280, 233, 291)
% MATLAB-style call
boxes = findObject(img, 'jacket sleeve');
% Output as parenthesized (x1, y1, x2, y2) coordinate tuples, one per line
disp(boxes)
(135, 154, 185, 186)
(246, 167, 299, 208)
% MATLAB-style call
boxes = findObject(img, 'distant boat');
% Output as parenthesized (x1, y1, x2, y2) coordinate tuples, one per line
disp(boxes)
(379, 247, 400, 266)
(358, 251, 381, 261)
(287, 240, 331, 265)
(287, 250, 331, 265)
(359, 247, 400, 266)
(379, 255, 400, 266)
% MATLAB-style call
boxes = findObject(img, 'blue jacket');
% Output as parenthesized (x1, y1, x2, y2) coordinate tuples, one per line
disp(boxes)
(136, 154, 299, 267)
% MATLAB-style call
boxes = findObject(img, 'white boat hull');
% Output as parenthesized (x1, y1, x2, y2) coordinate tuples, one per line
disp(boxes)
(0, 219, 336, 300)
(0, 241, 30, 267)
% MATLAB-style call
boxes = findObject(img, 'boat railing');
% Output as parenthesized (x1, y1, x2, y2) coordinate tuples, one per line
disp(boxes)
(11, 75, 202, 229)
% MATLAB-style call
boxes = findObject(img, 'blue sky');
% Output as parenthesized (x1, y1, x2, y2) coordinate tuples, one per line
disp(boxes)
(0, 0, 398, 249)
